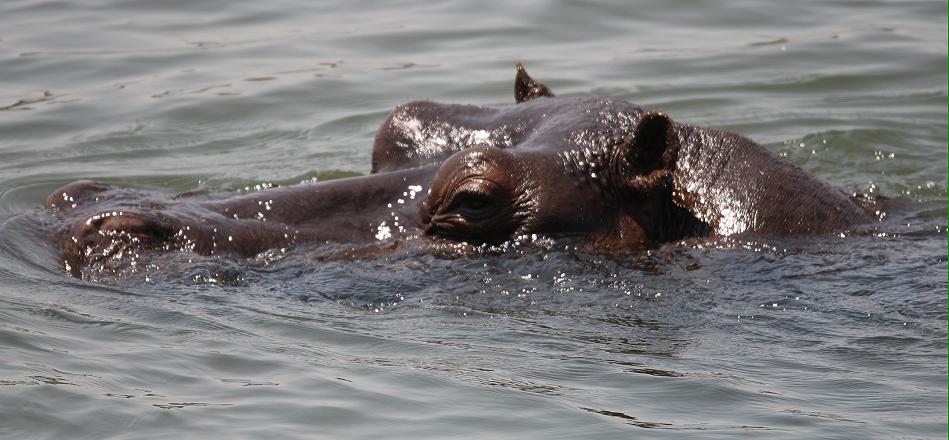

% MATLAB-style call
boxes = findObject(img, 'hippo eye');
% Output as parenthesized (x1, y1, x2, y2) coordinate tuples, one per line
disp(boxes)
(423, 161, 522, 244)
(449, 191, 498, 219)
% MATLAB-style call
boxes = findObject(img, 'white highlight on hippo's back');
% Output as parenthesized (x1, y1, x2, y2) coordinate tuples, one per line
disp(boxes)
(390, 111, 515, 160)
(375, 222, 392, 241)
(373, 184, 426, 241)
(58, 191, 77, 208)
(407, 185, 422, 199)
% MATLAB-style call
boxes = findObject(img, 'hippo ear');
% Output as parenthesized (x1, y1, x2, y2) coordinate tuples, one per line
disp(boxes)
(612, 112, 679, 191)
(514, 62, 555, 103)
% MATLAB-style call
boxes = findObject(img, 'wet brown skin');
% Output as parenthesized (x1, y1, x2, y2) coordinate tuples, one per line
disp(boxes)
(47, 64, 871, 277)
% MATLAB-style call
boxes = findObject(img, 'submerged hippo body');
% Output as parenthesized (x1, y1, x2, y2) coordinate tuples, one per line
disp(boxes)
(47, 64, 870, 277)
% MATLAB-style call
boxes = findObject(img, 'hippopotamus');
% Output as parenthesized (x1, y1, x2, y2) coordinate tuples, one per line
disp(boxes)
(46, 64, 871, 277)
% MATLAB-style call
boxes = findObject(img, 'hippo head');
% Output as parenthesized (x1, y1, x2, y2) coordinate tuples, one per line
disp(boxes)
(45, 63, 867, 279)
(420, 111, 682, 249)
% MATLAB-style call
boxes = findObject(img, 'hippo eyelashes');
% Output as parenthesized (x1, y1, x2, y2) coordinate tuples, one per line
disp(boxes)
(423, 194, 518, 243)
